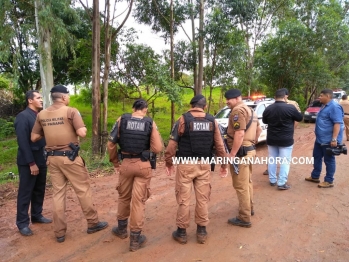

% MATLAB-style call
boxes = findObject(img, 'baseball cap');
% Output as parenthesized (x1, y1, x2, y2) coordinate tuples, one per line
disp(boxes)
(224, 89, 242, 99)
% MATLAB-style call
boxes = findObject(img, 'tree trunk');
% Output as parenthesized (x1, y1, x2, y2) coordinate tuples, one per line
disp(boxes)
(92, 0, 101, 156)
(34, 0, 54, 109)
(196, 0, 204, 96)
(101, 0, 111, 156)
(190, 0, 197, 95)
(170, 0, 175, 128)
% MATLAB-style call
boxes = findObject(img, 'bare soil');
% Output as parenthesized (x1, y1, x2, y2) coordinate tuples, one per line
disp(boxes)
(1, 123, 349, 262)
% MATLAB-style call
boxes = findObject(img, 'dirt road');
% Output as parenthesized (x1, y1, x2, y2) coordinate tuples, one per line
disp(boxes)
(1, 124, 349, 262)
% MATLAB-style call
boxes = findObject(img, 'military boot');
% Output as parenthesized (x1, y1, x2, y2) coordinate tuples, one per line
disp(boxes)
(129, 231, 147, 252)
(112, 219, 128, 239)
(196, 225, 207, 244)
(172, 227, 187, 244)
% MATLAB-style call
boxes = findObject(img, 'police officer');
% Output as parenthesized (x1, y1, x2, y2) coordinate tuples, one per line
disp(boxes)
(339, 94, 349, 141)
(15, 90, 52, 236)
(225, 89, 262, 228)
(31, 85, 108, 243)
(107, 99, 163, 252)
(165, 94, 228, 245)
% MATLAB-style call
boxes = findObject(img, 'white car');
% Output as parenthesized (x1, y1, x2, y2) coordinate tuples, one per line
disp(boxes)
(215, 99, 275, 143)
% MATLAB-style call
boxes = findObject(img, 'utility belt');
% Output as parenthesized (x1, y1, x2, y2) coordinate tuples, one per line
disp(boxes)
(44, 143, 80, 162)
(118, 150, 157, 169)
(47, 150, 75, 157)
(230, 145, 256, 158)
(121, 153, 142, 159)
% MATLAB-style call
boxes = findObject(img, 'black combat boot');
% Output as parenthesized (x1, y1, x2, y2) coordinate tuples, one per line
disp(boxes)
(112, 219, 128, 239)
(196, 225, 207, 244)
(172, 227, 187, 244)
(129, 231, 147, 252)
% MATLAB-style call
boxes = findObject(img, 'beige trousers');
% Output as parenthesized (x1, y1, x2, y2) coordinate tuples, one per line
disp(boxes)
(48, 156, 99, 238)
(229, 150, 255, 223)
(116, 158, 152, 232)
(175, 163, 211, 229)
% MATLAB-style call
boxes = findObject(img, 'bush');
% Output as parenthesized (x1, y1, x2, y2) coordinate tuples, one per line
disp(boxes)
(0, 118, 15, 139)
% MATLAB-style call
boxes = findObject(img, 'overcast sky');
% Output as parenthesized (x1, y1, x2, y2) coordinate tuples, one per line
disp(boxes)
(80, 0, 192, 54)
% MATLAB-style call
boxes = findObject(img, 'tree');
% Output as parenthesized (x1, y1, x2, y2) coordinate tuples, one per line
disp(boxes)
(211, 0, 291, 95)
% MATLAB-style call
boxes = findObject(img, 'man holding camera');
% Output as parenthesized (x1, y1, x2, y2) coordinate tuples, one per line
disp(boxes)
(107, 99, 163, 251)
(305, 89, 344, 188)
(31, 85, 108, 243)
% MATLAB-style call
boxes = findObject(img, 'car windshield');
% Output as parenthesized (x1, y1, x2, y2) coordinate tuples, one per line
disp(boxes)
(310, 100, 322, 107)
(215, 108, 231, 118)
(333, 93, 341, 99)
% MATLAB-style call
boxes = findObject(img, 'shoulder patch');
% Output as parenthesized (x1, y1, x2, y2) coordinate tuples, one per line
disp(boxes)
(234, 122, 240, 130)
(233, 114, 239, 121)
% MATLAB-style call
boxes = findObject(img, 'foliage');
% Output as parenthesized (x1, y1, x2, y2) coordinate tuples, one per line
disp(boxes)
(0, 118, 15, 140)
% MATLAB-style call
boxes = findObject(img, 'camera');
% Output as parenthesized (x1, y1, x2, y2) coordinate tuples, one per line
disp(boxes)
(326, 143, 347, 156)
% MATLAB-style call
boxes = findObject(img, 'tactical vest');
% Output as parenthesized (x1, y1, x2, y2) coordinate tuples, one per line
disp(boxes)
(38, 106, 78, 150)
(119, 113, 153, 154)
(177, 112, 215, 157)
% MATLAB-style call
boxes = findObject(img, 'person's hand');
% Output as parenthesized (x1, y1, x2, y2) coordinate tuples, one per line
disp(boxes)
(166, 166, 174, 176)
(30, 164, 39, 176)
(330, 141, 337, 147)
(220, 167, 228, 178)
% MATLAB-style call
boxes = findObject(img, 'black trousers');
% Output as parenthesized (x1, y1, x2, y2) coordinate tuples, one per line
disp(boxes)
(16, 165, 47, 229)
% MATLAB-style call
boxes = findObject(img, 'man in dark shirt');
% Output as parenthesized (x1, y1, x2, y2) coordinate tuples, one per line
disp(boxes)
(14, 90, 52, 236)
(262, 89, 303, 190)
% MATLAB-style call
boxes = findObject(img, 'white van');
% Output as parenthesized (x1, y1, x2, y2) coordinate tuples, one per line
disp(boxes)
(215, 99, 274, 143)
(333, 90, 346, 102)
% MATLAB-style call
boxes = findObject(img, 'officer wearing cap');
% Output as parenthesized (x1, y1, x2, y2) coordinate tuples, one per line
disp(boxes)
(107, 99, 163, 252)
(225, 89, 262, 228)
(31, 84, 108, 243)
(165, 94, 228, 245)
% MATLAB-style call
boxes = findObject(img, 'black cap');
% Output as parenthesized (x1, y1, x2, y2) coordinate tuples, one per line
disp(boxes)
(279, 88, 289, 95)
(224, 89, 242, 99)
(190, 94, 205, 104)
(50, 85, 69, 94)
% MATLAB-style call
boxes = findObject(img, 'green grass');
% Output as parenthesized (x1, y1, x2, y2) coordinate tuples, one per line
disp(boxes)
(0, 87, 225, 184)
(0, 137, 19, 184)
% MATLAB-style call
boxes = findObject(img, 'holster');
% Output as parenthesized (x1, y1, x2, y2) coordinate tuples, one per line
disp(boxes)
(211, 153, 215, 171)
(236, 146, 247, 158)
(68, 143, 80, 161)
(236, 145, 255, 158)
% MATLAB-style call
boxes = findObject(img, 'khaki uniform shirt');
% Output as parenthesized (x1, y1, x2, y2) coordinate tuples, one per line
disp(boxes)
(286, 98, 301, 112)
(32, 103, 84, 151)
(339, 100, 349, 117)
(226, 101, 259, 148)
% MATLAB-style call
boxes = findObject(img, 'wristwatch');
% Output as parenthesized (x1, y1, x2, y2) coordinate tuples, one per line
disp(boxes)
(331, 138, 337, 142)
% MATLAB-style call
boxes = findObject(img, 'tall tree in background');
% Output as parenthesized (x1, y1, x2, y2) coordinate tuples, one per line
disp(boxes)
(212, 0, 291, 95)
(101, 0, 133, 155)
(34, 0, 53, 108)
(133, 0, 186, 127)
